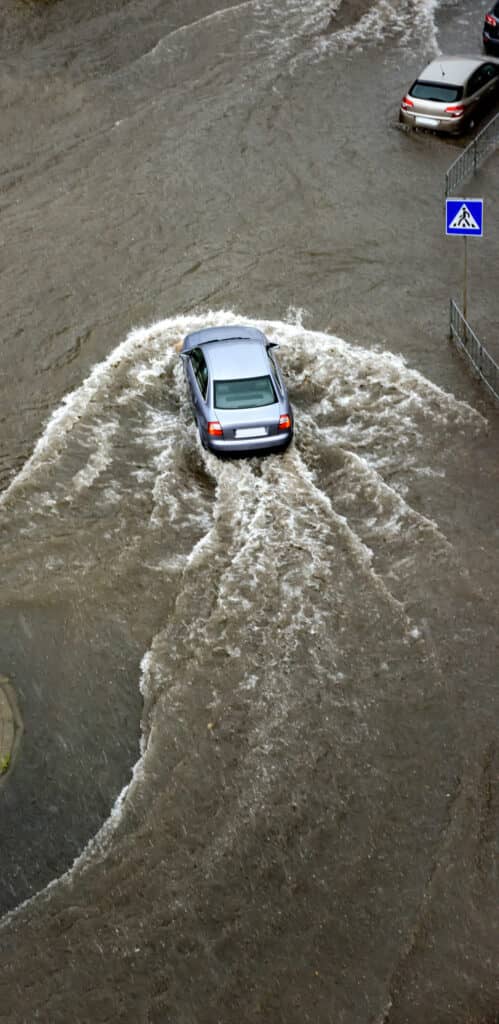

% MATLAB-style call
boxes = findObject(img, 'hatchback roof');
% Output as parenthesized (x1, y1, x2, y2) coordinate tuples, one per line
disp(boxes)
(203, 339, 270, 381)
(418, 56, 490, 85)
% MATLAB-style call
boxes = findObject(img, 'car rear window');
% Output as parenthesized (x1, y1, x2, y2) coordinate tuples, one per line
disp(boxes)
(214, 375, 277, 410)
(410, 81, 463, 102)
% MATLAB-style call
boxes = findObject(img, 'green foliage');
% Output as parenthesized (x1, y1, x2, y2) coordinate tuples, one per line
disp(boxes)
(1, 755, 10, 775)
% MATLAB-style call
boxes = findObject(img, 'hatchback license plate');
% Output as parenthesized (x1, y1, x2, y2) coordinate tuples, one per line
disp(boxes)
(235, 426, 267, 438)
(415, 115, 439, 128)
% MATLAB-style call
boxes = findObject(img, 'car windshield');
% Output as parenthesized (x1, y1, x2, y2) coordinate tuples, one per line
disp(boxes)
(410, 81, 463, 102)
(214, 375, 277, 410)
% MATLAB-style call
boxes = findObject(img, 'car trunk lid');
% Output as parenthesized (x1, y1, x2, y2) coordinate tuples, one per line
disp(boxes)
(216, 403, 282, 439)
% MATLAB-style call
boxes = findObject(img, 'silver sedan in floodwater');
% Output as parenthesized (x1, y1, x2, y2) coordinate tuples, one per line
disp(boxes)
(399, 55, 499, 134)
(180, 325, 293, 455)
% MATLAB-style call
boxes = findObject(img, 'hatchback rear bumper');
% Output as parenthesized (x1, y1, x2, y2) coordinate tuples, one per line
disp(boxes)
(399, 109, 465, 134)
(483, 31, 499, 50)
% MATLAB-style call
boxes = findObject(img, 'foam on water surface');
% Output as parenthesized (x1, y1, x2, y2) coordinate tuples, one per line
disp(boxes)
(255, 0, 442, 64)
(327, 0, 440, 52)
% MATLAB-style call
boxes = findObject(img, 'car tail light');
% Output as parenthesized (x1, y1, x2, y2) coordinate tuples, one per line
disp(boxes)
(278, 414, 292, 431)
(207, 421, 223, 437)
(401, 95, 414, 111)
(445, 104, 465, 117)
(485, 13, 497, 25)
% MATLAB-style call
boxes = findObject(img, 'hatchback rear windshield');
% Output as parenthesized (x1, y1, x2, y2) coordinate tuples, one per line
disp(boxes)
(410, 81, 463, 102)
(214, 375, 277, 409)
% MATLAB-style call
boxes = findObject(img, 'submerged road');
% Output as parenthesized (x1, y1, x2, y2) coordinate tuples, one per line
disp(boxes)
(0, 1, 498, 1022)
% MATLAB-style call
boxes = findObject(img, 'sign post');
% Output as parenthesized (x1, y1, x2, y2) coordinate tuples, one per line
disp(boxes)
(463, 235, 467, 320)
(445, 198, 483, 322)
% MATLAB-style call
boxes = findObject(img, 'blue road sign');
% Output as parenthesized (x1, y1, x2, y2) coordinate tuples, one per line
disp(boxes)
(445, 198, 483, 236)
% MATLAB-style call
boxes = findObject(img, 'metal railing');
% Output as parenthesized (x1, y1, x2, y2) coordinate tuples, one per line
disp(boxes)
(445, 111, 499, 196)
(449, 299, 499, 403)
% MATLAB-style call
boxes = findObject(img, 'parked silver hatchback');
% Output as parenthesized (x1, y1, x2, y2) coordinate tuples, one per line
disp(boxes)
(400, 56, 499, 134)
(180, 325, 293, 455)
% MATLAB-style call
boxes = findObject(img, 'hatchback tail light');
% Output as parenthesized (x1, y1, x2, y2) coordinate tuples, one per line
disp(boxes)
(445, 104, 465, 118)
(401, 95, 414, 111)
(485, 12, 497, 25)
(207, 421, 223, 437)
(278, 414, 292, 431)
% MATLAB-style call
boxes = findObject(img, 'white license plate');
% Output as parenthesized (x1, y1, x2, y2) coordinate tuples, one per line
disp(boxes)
(415, 115, 439, 128)
(235, 426, 267, 439)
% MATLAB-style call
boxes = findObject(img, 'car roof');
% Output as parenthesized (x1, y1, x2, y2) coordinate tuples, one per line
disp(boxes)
(203, 339, 270, 381)
(182, 324, 268, 354)
(417, 56, 495, 85)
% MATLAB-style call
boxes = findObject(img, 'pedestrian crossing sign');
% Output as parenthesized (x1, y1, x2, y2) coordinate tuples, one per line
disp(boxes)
(445, 198, 483, 236)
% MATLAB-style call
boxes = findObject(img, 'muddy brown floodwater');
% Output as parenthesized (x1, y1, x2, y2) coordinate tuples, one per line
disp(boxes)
(0, 0, 498, 1022)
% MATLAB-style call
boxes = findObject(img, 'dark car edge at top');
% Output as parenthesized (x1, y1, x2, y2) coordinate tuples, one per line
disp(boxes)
(399, 55, 499, 134)
(179, 325, 293, 455)
(483, 1, 499, 52)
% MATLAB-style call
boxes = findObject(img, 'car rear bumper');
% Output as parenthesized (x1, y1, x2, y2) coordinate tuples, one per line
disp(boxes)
(206, 430, 293, 455)
(483, 31, 499, 49)
(399, 109, 465, 134)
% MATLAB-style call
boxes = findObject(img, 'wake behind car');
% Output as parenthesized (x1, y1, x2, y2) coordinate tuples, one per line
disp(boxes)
(179, 325, 293, 455)
(483, 2, 499, 52)
(399, 55, 499, 134)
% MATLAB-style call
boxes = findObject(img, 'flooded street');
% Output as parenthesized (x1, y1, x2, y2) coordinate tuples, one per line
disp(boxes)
(0, 1, 498, 1021)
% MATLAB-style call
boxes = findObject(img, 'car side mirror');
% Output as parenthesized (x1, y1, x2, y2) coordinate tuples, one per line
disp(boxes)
(266, 341, 279, 350)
